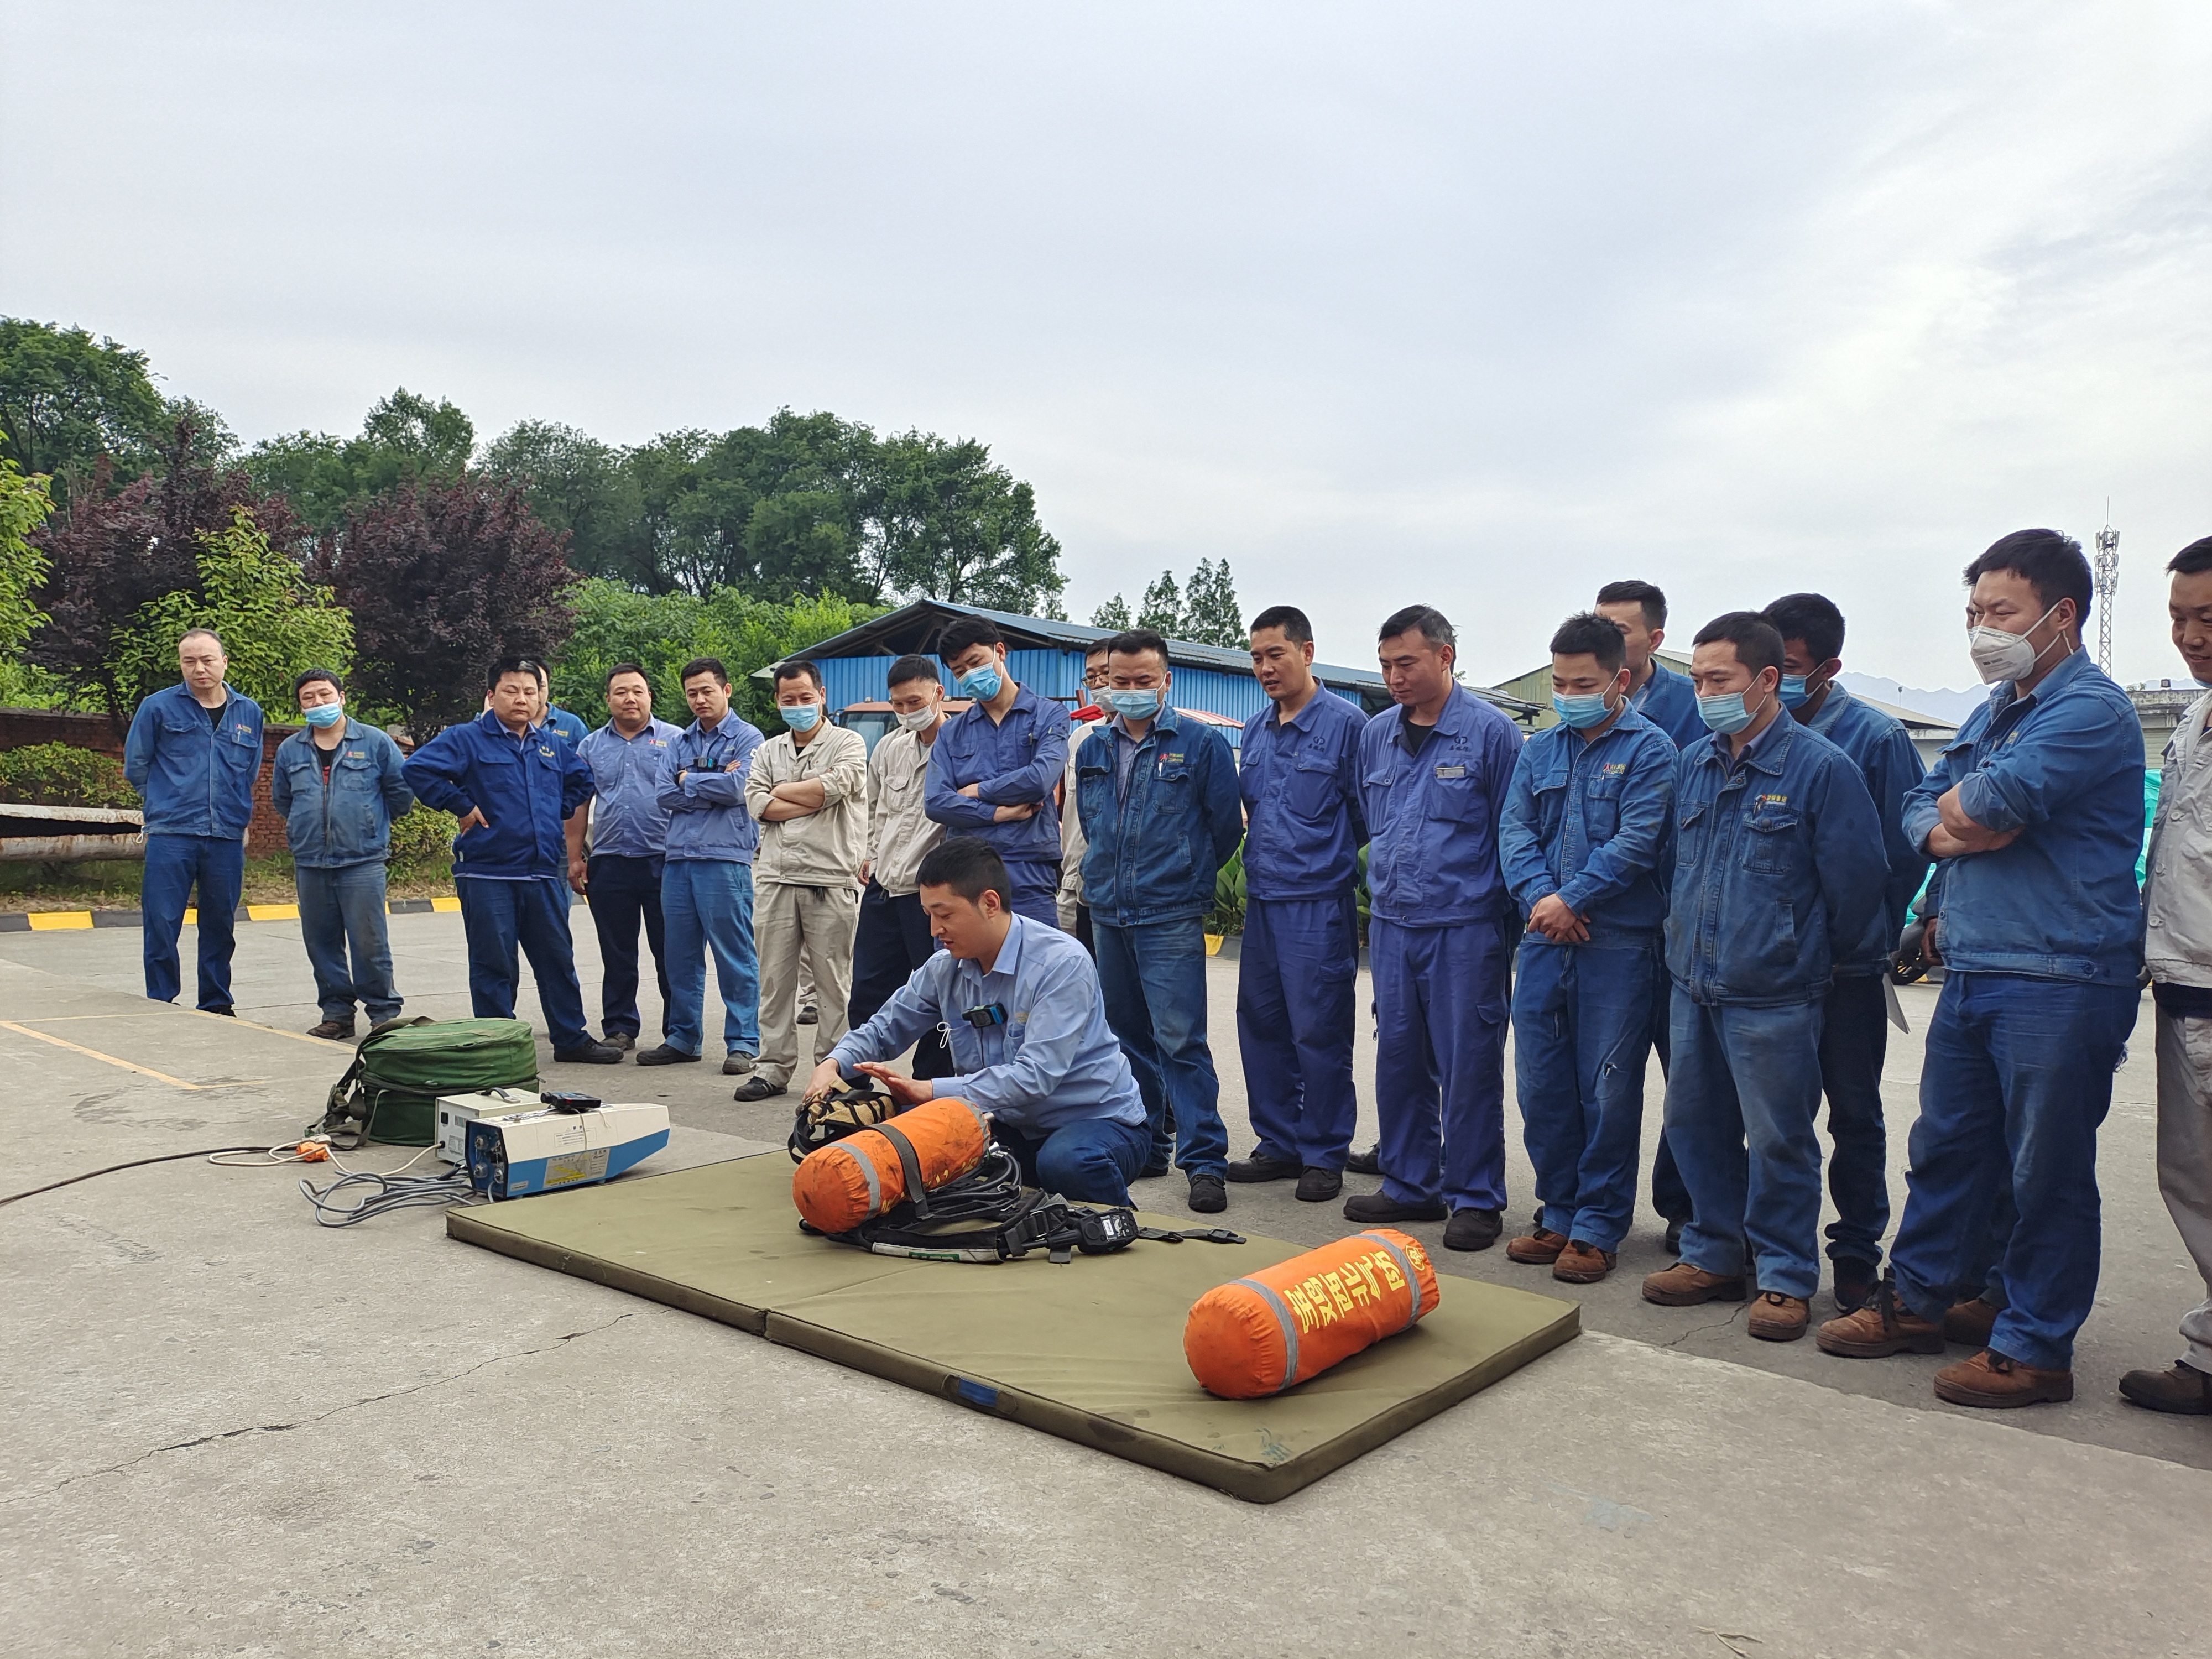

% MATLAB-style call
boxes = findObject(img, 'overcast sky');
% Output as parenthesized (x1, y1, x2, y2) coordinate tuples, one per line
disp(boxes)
(5, 2, 2208, 692)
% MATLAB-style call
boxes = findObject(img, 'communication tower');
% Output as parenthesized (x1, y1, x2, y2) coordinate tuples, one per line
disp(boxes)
(2093, 516, 2119, 674)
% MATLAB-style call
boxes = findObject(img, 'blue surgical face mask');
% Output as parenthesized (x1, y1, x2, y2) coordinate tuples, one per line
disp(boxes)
(1107, 688, 1163, 720)
(1552, 691, 1616, 731)
(1777, 675, 1810, 711)
(303, 702, 345, 728)
(781, 703, 822, 732)
(957, 664, 1004, 702)
(1697, 684, 1772, 735)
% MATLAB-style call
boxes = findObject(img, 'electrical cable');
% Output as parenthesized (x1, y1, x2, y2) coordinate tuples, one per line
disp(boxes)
(0, 1147, 271, 1208)
(297, 1165, 477, 1227)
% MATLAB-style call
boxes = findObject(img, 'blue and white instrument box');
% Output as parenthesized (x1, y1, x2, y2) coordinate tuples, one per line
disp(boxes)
(463, 1102, 670, 1199)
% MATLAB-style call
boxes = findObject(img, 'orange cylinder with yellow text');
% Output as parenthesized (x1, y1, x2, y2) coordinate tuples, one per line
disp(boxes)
(1182, 1229, 1441, 1399)
(790, 1097, 990, 1234)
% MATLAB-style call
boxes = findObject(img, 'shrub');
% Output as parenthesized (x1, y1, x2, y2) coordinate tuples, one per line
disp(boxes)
(386, 804, 458, 869)
(0, 743, 137, 807)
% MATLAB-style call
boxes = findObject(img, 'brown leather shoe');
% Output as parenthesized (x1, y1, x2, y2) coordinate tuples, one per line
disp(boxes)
(2117, 1361, 2212, 1415)
(1552, 1241, 1616, 1284)
(1506, 1227, 1570, 1265)
(1934, 1348, 2074, 1408)
(1816, 1282, 1945, 1357)
(1748, 1291, 1811, 1342)
(1641, 1261, 1747, 1306)
(1943, 1296, 2000, 1348)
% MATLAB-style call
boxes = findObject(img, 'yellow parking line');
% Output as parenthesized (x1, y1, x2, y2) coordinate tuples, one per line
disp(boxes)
(24, 911, 93, 931)
(246, 903, 300, 922)
(0, 1020, 204, 1089)
(430, 896, 461, 913)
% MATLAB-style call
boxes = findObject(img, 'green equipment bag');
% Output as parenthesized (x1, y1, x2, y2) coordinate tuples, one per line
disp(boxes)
(317, 1017, 540, 1148)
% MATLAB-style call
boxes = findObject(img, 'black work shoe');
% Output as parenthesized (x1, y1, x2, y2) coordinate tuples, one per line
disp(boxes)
(1443, 1207, 1504, 1252)
(1295, 1167, 1343, 1203)
(554, 1041, 625, 1065)
(1342, 1191, 1448, 1224)
(2119, 1360, 2212, 1415)
(1188, 1174, 1228, 1214)
(797, 1003, 819, 1025)
(1833, 1258, 1880, 1313)
(1225, 1152, 1302, 1183)
(602, 1030, 637, 1051)
(1663, 1217, 1686, 1255)
(1345, 1144, 1382, 1176)
(1140, 1156, 1171, 1179)
(634, 1044, 701, 1067)
(732, 1076, 786, 1102)
(307, 1016, 357, 1041)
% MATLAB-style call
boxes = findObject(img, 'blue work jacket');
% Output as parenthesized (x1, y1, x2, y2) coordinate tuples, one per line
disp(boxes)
(580, 717, 681, 859)
(1499, 705, 1677, 942)
(1358, 686, 1525, 928)
(403, 712, 592, 881)
(1077, 711, 1245, 926)
(1238, 688, 1368, 900)
(269, 721, 415, 869)
(1901, 650, 2143, 986)
(925, 684, 1072, 867)
(655, 710, 764, 863)
(542, 705, 589, 748)
(1666, 716, 1886, 1007)
(123, 682, 265, 838)
(1802, 686, 1929, 976)
(1632, 659, 1708, 750)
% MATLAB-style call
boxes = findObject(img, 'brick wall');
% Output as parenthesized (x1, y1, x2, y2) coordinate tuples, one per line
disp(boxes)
(0, 706, 301, 855)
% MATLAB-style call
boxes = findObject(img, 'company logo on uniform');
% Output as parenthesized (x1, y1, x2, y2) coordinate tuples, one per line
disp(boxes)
(1600, 761, 1629, 776)
(1162, 752, 1183, 763)
(1756, 792, 1790, 807)
(1434, 764, 1466, 779)
(539, 745, 555, 758)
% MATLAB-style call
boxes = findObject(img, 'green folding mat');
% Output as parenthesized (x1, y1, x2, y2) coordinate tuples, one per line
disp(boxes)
(447, 1152, 1579, 1503)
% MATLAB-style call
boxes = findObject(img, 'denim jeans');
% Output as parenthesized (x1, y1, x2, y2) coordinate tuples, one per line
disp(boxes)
(661, 858, 758, 1058)
(1890, 971, 2140, 1370)
(1819, 972, 1892, 1269)
(141, 833, 244, 1010)
(586, 853, 669, 1040)
(1094, 916, 1228, 1180)
(1371, 918, 1511, 1213)
(1663, 992, 1828, 1299)
(1512, 937, 1660, 1251)
(295, 862, 401, 1024)
(1237, 894, 1360, 1171)
(993, 1115, 1150, 1207)
(1648, 990, 1691, 1223)
(455, 875, 590, 1052)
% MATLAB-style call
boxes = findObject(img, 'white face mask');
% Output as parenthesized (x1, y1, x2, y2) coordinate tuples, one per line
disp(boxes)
(895, 704, 938, 733)
(1968, 602, 2065, 686)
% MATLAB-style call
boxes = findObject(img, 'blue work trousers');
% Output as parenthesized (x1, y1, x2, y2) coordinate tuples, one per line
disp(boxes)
(1819, 972, 1891, 1269)
(1095, 916, 1229, 1180)
(1237, 895, 1360, 1171)
(142, 833, 244, 1010)
(1890, 971, 2138, 1371)
(586, 853, 669, 1040)
(1005, 859, 1062, 930)
(1512, 937, 1660, 1251)
(661, 858, 759, 1058)
(1371, 918, 1510, 1213)
(295, 862, 400, 1024)
(1664, 992, 1827, 1299)
(455, 875, 590, 1052)
(994, 1116, 1150, 1208)
(1649, 1000, 1692, 1223)
(848, 881, 952, 1078)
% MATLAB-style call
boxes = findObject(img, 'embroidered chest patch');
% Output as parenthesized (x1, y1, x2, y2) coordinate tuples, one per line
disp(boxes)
(1434, 764, 1466, 779)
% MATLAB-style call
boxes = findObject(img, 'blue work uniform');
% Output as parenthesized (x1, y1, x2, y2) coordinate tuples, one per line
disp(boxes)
(1662, 714, 1885, 1300)
(1077, 708, 1245, 1182)
(925, 684, 1072, 927)
(1888, 649, 2145, 1371)
(403, 711, 598, 1052)
(1799, 685, 1930, 1276)
(542, 705, 589, 749)
(123, 682, 265, 1011)
(270, 719, 415, 1026)
(1499, 705, 1677, 1252)
(1632, 658, 1709, 750)
(829, 914, 1151, 1206)
(579, 717, 682, 1044)
(1235, 688, 1369, 1172)
(1359, 686, 1525, 1214)
(655, 709, 766, 1059)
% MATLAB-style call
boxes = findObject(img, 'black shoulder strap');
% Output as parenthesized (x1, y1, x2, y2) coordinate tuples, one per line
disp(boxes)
(874, 1120, 932, 1220)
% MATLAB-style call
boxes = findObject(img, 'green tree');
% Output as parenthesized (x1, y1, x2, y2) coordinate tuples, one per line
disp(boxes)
(868, 431, 1065, 614)
(112, 507, 353, 714)
(1181, 557, 1245, 648)
(0, 457, 54, 658)
(479, 419, 651, 589)
(0, 319, 171, 502)
(1091, 594, 1132, 630)
(246, 388, 476, 534)
(1137, 570, 1182, 635)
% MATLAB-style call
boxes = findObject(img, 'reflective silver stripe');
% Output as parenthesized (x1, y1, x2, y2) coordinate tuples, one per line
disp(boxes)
(844, 1140, 883, 1218)
(1234, 1277, 1301, 1392)
(1361, 1230, 1426, 1333)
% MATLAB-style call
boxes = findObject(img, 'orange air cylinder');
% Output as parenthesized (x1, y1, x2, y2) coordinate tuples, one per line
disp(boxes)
(791, 1097, 990, 1234)
(1182, 1228, 1441, 1399)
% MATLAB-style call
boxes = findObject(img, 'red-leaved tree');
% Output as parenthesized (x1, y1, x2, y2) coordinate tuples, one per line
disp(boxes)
(315, 477, 578, 738)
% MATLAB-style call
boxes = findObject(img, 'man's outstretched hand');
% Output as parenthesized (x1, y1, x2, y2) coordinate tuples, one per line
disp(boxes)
(855, 1063, 934, 1107)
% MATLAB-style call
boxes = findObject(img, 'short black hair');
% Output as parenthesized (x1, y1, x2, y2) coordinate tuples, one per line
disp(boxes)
(1760, 593, 1846, 665)
(604, 661, 649, 688)
(916, 836, 1011, 912)
(1964, 529, 2093, 622)
(1691, 612, 1785, 679)
(937, 615, 1004, 663)
(293, 667, 344, 697)
(487, 656, 543, 692)
(1595, 580, 1667, 630)
(1083, 640, 1111, 661)
(773, 658, 823, 691)
(679, 657, 729, 687)
(1548, 613, 1625, 673)
(2167, 536, 2212, 578)
(1107, 628, 1170, 667)
(887, 653, 941, 690)
(1250, 605, 1313, 645)
(1378, 604, 1455, 653)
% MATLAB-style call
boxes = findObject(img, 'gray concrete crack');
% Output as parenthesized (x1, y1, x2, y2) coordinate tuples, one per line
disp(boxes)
(17, 1312, 638, 1499)
(1660, 1303, 1748, 1348)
